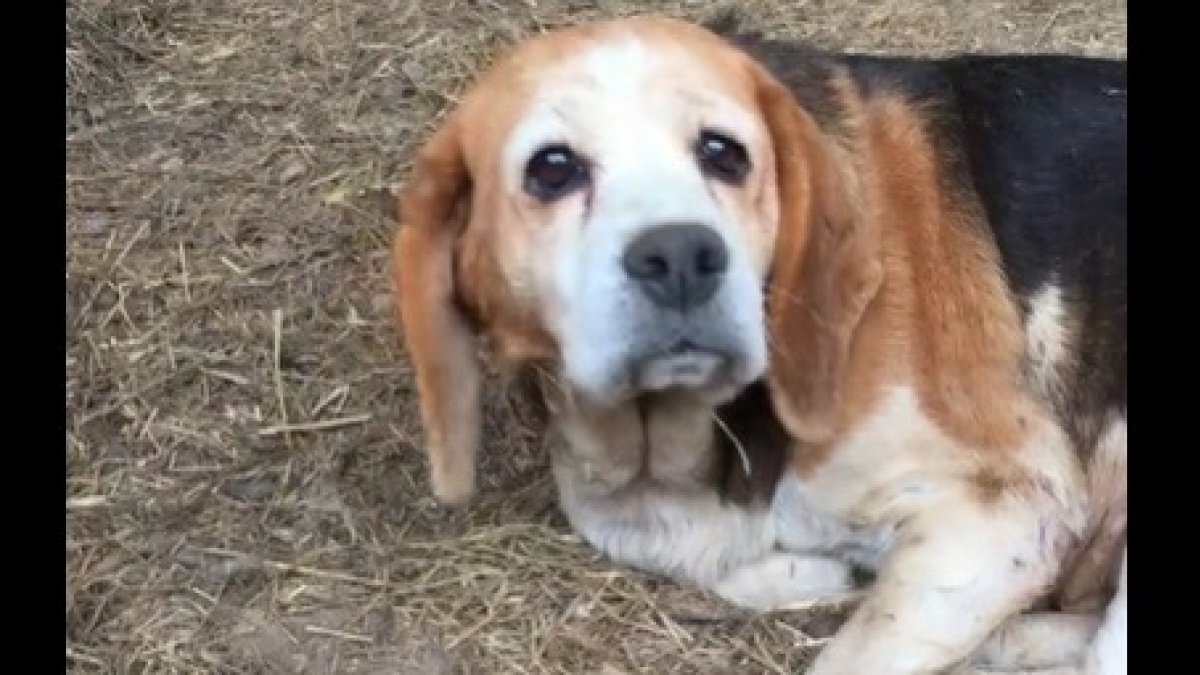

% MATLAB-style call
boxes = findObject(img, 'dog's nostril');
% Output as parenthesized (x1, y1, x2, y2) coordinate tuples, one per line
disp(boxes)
(624, 250, 670, 281)
(644, 253, 670, 279)
(621, 223, 730, 311)
(695, 240, 729, 276)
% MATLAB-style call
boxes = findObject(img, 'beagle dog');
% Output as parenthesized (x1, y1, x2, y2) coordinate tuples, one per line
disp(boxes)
(392, 14, 1126, 675)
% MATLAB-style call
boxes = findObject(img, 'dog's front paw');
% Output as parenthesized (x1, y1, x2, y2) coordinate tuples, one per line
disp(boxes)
(713, 551, 856, 611)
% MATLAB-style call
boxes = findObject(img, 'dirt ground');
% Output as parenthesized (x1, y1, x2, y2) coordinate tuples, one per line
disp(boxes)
(66, 1, 1125, 673)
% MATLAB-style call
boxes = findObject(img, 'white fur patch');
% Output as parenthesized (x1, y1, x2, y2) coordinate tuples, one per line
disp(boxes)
(550, 392, 858, 611)
(803, 386, 989, 520)
(1026, 284, 1073, 395)
(638, 352, 726, 391)
(969, 612, 1101, 670)
(712, 551, 856, 611)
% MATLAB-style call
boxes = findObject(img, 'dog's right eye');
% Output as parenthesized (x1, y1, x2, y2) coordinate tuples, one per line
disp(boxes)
(696, 130, 750, 185)
(524, 145, 589, 201)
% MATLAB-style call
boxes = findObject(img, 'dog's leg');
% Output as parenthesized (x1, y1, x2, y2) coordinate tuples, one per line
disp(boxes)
(713, 551, 857, 610)
(1082, 546, 1126, 675)
(958, 572, 1124, 674)
(966, 613, 1102, 671)
(804, 499, 1074, 675)
(953, 666, 1083, 675)
(952, 556, 1124, 675)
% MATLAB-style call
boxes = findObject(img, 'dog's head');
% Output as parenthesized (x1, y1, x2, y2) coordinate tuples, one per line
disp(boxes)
(393, 16, 877, 504)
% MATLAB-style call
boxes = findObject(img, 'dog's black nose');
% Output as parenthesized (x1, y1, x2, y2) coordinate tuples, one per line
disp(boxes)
(622, 223, 729, 312)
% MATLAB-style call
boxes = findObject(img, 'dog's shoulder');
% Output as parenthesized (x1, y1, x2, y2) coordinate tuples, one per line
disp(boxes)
(711, 17, 1127, 434)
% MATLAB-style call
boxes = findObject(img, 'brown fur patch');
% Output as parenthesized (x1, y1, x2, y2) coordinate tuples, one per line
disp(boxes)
(865, 95, 1032, 452)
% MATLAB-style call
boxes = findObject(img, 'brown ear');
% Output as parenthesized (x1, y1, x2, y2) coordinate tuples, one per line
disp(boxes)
(752, 65, 882, 444)
(391, 113, 482, 506)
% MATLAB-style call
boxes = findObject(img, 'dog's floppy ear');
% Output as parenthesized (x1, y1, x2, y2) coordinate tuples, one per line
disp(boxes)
(391, 112, 482, 506)
(751, 63, 882, 443)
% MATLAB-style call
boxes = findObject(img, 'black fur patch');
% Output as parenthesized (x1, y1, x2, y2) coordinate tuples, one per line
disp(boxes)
(713, 380, 792, 507)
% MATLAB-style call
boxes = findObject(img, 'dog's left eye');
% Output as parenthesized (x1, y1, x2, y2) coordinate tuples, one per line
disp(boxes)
(696, 130, 750, 185)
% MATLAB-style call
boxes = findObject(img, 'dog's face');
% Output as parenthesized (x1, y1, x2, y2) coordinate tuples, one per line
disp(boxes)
(468, 24, 779, 405)
(395, 17, 871, 503)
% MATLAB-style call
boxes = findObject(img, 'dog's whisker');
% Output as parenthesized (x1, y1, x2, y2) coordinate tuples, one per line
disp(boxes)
(765, 283, 808, 308)
(711, 411, 751, 477)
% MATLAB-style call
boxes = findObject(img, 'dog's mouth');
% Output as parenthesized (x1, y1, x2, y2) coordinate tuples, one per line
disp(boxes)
(565, 324, 765, 409)
(634, 339, 736, 394)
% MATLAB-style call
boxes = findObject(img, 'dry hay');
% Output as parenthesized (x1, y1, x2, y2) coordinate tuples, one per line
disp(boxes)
(66, 0, 1126, 672)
